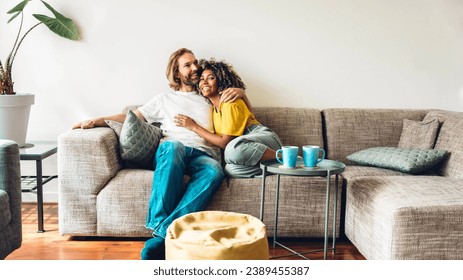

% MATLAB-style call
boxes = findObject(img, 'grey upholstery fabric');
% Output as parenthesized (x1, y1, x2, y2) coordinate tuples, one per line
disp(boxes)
(0, 140, 22, 259)
(96, 169, 153, 236)
(58, 128, 122, 236)
(322, 108, 429, 163)
(253, 107, 324, 154)
(345, 176, 463, 259)
(58, 107, 335, 238)
(341, 165, 410, 185)
(397, 118, 439, 149)
(0, 191, 11, 230)
(105, 120, 122, 137)
(433, 115, 463, 179)
(423, 109, 463, 124)
(58, 107, 463, 260)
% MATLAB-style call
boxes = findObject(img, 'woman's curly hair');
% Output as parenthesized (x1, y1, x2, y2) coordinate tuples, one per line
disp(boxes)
(198, 58, 246, 93)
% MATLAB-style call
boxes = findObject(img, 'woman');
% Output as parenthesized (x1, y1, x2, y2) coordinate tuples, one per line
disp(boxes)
(175, 58, 282, 177)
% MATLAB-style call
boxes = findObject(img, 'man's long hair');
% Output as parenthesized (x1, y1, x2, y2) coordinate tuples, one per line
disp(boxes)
(198, 58, 246, 93)
(166, 48, 194, 91)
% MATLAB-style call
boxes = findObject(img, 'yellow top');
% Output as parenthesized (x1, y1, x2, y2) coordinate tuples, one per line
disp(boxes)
(212, 99, 260, 136)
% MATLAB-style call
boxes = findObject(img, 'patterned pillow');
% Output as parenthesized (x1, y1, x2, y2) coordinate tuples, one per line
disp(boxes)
(118, 110, 163, 168)
(398, 118, 439, 149)
(347, 147, 448, 174)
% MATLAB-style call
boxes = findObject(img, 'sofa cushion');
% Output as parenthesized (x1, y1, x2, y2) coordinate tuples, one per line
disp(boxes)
(119, 110, 163, 169)
(97, 169, 154, 237)
(345, 176, 463, 259)
(341, 165, 409, 182)
(423, 110, 462, 125)
(397, 118, 439, 149)
(347, 147, 447, 174)
(121, 106, 324, 155)
(322, 109, 429, 163)
(253, 107, 324, 153)
(433, 115, 463, 178)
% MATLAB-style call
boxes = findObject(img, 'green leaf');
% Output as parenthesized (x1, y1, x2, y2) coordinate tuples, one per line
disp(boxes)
(37, 0, 80, 40)
(7, 0, 31, 14)
(7, 0, 31, 23)
(40, 1, 64, 20)
(7, 12, 21, 23)
(33, 14, 80, 40)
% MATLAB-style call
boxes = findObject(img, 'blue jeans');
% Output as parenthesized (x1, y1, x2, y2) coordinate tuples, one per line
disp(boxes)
(145, 141, 224, 238)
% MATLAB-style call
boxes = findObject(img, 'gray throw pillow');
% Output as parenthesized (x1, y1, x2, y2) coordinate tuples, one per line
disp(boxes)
(118, 110, 163, 168)
(347, 147, 447, 174)
(397, 118, 439, 149)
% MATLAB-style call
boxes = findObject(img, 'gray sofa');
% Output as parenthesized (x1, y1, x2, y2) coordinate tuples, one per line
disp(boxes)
(0, 140, 22, 259)
(330, 109, 463, 260)
(58, 107, 463, 259)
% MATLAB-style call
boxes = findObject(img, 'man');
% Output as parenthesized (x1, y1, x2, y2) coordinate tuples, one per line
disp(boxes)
(73, 48, 250, 259)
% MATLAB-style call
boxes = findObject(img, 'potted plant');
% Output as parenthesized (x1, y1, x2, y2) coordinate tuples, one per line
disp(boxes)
(0, 0, 79, 146)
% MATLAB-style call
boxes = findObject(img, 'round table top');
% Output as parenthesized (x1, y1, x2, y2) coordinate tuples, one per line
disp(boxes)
(260, 158, 345, 176)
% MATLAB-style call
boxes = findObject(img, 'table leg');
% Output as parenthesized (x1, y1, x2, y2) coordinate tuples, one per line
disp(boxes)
(36, 160, 45, 233)
(324, 170, 331, 260)
(332, 174, 339, 255)
(274, 174, 281, 248)
(260, 166, 267, 221)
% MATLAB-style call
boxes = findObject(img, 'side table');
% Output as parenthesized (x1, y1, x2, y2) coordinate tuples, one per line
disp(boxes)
(260, 158, 345, 260)
(20, 141, 58, 233)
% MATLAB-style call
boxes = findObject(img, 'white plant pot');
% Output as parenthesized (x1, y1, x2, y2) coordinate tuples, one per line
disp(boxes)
(0, 93, 35, 147)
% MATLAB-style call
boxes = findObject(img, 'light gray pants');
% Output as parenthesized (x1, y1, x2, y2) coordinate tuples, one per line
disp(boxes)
(224, 124, 282, 178)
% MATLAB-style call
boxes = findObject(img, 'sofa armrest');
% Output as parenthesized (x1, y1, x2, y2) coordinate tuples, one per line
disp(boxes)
(0, 140, 22, 258)
(58, 128, 122, 235)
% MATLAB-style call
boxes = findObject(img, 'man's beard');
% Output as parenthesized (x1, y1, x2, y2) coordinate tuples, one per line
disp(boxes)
(179, 72, 199, 87)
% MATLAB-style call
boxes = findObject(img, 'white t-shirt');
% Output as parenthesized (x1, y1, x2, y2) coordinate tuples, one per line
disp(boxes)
(138, 91, 220, 161)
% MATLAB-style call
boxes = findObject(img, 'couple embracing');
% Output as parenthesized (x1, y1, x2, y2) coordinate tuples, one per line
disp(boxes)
(73, 48, 282, 259)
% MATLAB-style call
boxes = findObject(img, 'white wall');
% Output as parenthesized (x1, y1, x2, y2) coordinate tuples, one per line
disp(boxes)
(1, 0, 462, 202)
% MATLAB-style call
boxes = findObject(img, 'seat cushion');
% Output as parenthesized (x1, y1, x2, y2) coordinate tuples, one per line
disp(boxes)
(341, 165, 410, 182)
(345, 176, 463, 259)
(165, 211, 269, 260)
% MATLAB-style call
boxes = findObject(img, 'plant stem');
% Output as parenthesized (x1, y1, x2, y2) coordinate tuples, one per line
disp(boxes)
(8, 22, 42, 76)
(0, 60, 4, 77)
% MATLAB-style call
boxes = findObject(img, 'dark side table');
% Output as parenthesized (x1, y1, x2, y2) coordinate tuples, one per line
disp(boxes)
(20, 141, 58, 233)
(260, 158, 345, 260)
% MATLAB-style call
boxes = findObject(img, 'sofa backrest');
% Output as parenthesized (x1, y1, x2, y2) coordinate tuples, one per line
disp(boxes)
(322, 108, 429, 164)
(123, 106, 325, 154)
(253, 107, 324, 153)
(424, 110, 463, 179)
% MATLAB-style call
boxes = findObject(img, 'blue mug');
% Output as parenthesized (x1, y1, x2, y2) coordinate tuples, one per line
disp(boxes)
(303, 145, 325, 168)
(276, 146, 299, 168)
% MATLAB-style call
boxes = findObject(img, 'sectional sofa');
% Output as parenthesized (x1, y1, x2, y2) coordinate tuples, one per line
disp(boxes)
(58, 107, 463, 259)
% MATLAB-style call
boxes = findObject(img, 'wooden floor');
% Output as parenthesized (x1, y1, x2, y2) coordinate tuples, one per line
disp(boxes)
(6, 203, 365, 260)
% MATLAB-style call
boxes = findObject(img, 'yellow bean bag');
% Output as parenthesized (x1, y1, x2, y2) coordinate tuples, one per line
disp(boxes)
(165, 211, 269, 260)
